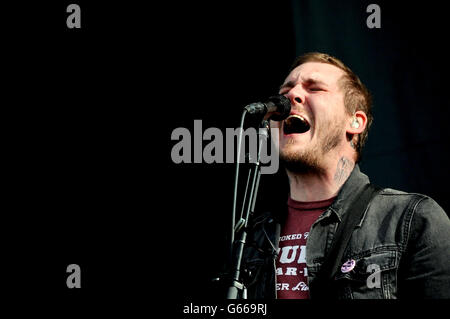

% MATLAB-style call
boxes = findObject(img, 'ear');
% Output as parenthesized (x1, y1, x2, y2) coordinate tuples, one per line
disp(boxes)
(346, 110, 367, 135)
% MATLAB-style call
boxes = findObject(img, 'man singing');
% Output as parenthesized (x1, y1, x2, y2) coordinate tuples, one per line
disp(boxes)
(240, 52, 450, 299)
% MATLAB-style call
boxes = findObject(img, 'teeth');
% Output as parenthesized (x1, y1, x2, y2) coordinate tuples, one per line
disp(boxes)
(287, 114, 306, 122)
(283, 114, 310, 134)
(286, 114, 308, 125)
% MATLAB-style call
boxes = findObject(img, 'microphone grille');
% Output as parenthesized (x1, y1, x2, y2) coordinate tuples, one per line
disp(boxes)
(268, 94, 291, 121)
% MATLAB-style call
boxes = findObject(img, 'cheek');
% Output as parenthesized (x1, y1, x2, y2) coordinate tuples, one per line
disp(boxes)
(313, 97, 346, 126)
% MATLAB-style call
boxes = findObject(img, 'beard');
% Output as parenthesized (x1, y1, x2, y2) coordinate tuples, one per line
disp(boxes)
(280, 121, 344, 174)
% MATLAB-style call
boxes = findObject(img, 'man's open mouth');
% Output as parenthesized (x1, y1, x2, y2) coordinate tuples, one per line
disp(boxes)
(283, 114, 311, 135)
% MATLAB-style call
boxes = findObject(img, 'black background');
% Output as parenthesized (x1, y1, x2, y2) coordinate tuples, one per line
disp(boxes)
(4, 0, 450, 316)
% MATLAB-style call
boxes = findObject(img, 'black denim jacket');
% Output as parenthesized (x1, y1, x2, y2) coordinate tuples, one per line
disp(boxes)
(241, 165, 450, 299)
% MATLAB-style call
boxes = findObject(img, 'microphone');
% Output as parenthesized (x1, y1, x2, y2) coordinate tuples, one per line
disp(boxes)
(244, 94, 291, 121)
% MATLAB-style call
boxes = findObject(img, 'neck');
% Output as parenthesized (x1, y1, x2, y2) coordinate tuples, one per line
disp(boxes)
(287, 155, 355, 202)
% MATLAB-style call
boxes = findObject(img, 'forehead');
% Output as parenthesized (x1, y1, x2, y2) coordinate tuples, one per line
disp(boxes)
(283, 62, 345, 87)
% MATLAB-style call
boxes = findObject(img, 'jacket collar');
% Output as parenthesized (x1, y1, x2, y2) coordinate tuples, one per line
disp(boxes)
(258, 164, 371, 225)
(328, 164, 371, 222)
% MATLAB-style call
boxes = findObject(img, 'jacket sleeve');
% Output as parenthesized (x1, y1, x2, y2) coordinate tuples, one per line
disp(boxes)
(399, 196, 450, 299)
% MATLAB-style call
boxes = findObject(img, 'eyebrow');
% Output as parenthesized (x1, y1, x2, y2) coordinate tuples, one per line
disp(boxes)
(279, 78, 328, 91)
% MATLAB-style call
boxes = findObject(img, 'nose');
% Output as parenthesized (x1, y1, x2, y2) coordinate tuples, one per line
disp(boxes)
(285, 87, 304, 105)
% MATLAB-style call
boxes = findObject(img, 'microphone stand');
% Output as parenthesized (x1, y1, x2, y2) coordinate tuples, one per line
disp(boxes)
(226, 119, 269, 299)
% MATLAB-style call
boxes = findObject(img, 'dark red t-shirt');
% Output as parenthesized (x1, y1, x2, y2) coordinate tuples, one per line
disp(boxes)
(276, 196, 335, 299)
